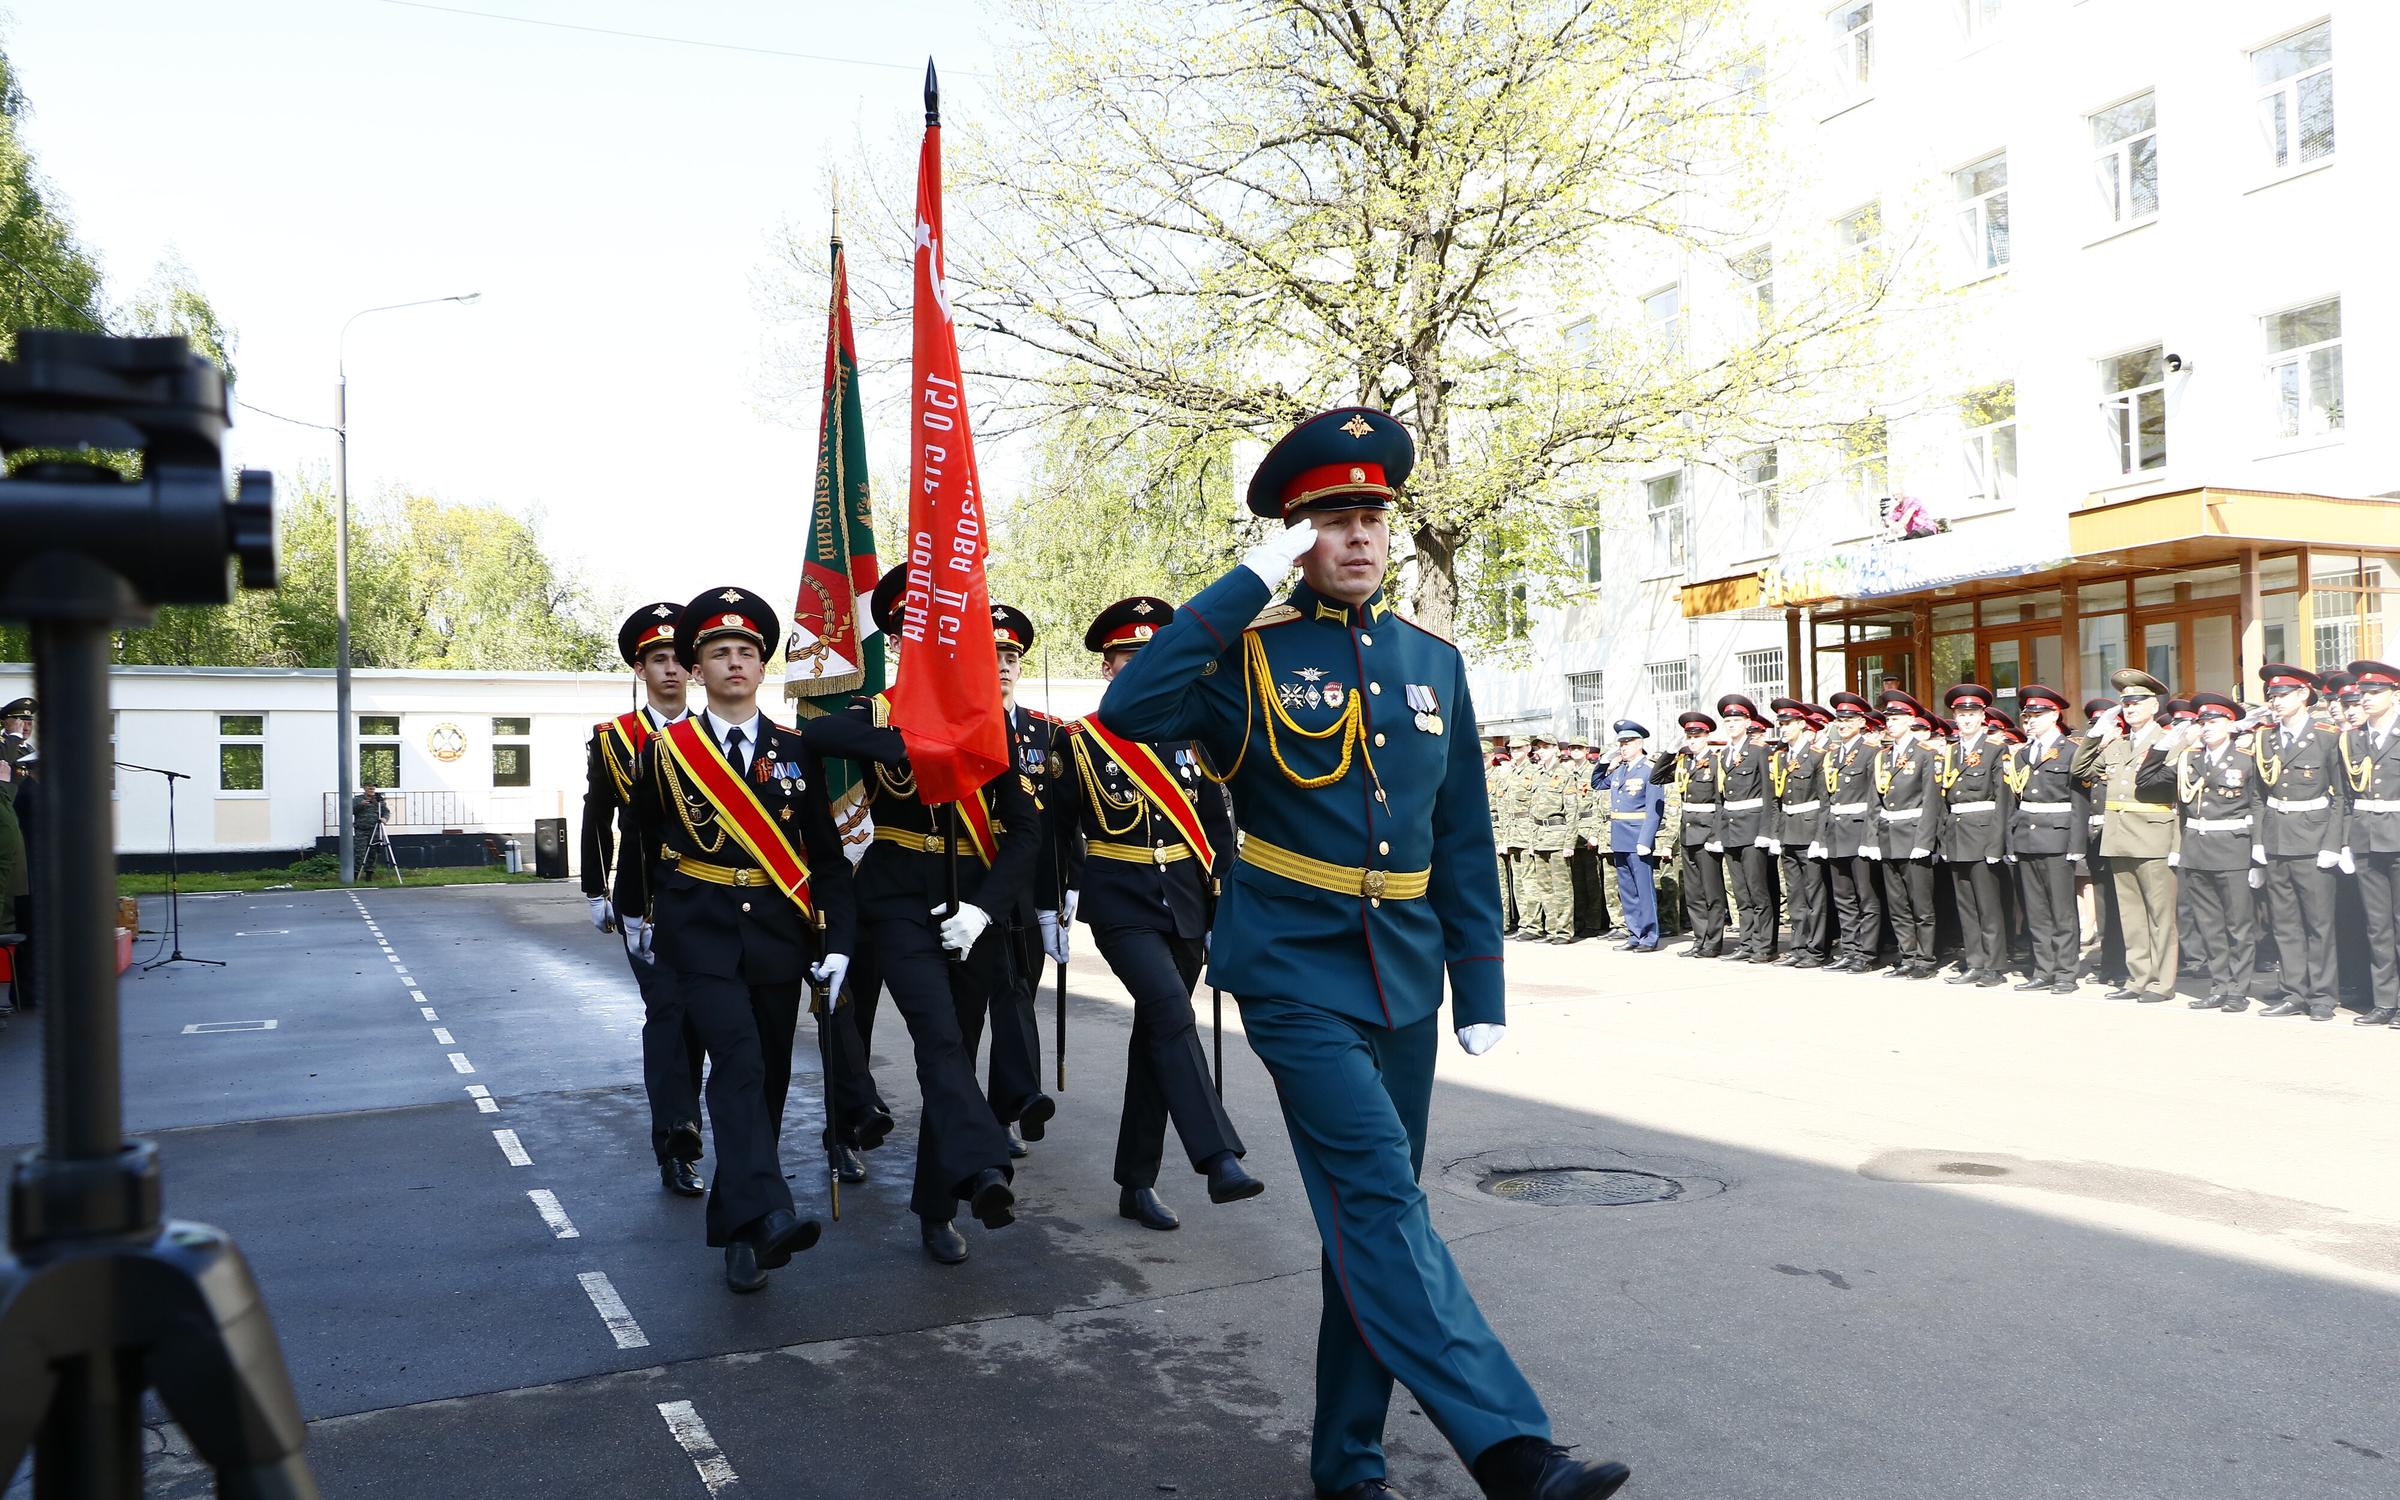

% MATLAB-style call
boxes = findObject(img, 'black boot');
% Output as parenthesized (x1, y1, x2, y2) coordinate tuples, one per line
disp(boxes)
(1471, 1437, 1632, 1500)
(921, 1217, 968, 1265)
(1204, 1151, 1265, 1204)
(659, 1159, 705, 1197)
(1017, 1092, 1057, 1142)
(828, 1144, 866, 1184)
(749, 1208, 820, 1270)
(967, 1166, 1016, 1229)
(1117, 1186, 1180, 1231)
(724, 1239, 766, 1293)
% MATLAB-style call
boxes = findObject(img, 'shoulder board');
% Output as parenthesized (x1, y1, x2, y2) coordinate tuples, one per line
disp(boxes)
(1023, 707, 1056, 724)
(870, 693, 892, 729)
(1246, 603, 1301, 631)
(1063, 717, 1089, 736)
(2313, 719, 2337, 734)
(1392, 612, 1455, 648)
(591, 719, 615, 736)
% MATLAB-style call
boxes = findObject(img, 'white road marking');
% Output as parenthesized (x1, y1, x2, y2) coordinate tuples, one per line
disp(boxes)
(181, 1020, 279, 1034)
(431, 1026, 455, 1044)
(448, 1052, 476, 1074)
(579, 1272, 650, 1350)
(420, 1006, 439, 1020)
(656, 1401, 737, 1495)
(527, 1189, 580, 1238)
(231, 930, 290, 936)
(465, 1084, 499, 1114)
(493, 1129, 532, 1166)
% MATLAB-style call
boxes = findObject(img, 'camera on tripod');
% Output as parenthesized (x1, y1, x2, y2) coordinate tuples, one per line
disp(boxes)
(0, 331, 320, 1498)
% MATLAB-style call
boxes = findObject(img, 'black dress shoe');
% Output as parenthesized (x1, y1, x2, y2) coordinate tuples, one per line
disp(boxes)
(1945, 969, 1983, 986)
(2136, 990, 2171, 1004)
(1976, 970, 2006, 988)
(2258, 999, 2306, 1018)
(750, 1208, 820, 1270)
(2219, 996, 2251, 1014)
(853, 1107, 895, 1152)
(2308, 1004, 2336, 1022)
(1745, 950, 1778, 964)
(829, 1145, 866, 1184)
(1017, 1093, 1057, 1143)
(660, 1159, 705, 1197)
(1791, 954, 1826, 970)
(1472, 1438, 1632, 1500)
(1317, 1481, 1405, 1500)
(2102, 988, 2140, 1001)
(724, 1240, 766, 1294)
(2356, 1006, 2399, 1026)
(2188, 994, 2225, 1010)
(2048, 978, 2078, 995)
(664, 1121, 703, 1163)
(921, 1217, 969, 1265)
(2014, 976, 2051, 992)
(1908, 962, 1940, 980)
(967, 1167, 1016, 1229)
(1773, 951, 1802, 966)
(1204, 1152, 1266, 1204)
(1007, 1128, 1029, 1159)
(1118, 1186, 1180, 1231)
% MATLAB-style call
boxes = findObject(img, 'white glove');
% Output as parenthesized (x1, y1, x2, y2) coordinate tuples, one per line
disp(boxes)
(2166, 851, 2180, 869)
(1456, 1023, 1505, 1056)
(1910, 848, 1930, 860)
(1038, 909, 1070, 964)
(2066, 850, 2083, 864)
(1761, 838, 1782, 854)
(589, 896, 616, 933)
(1242, 521, 1319, 585)
(624, 915, 655, 965)
(936, 902, 992, 957)
(1061, 888, 1080, 924)
(810, 952, 851, 998)
(1983, 855, 1999, 865)
(2247, 867, 2265, 890)
(1636, 843, 1651, 857)
(1862, 846, 1884, 861)
(2251, 845, 2267, 866)
(1704, 840, 1724, 853)
(2004, 853, 2018, 864)
(1805, 842, 1826, 860)
(2315, 849, 2338, 870)
(2339, 847, 2356, 875)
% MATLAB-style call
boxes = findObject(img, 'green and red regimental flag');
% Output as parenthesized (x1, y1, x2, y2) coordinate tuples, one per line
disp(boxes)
(886, 61, 1007, 805)
(783, 219, 886, 822)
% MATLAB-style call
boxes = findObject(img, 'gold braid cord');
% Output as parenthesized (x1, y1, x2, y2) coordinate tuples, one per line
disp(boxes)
(2001, 746, 2033, 796)
(659, 750, 729, 857)
(1874, 747, 1897, 797)
(1232, 629, 1385, 794)
(2338, 730, 2373, 793)
(1070, 734, 1146, 837)
(2253, 735, 2283, 788)
(1768, 750, 1790, 799)
(2176, 749, 2204, 805)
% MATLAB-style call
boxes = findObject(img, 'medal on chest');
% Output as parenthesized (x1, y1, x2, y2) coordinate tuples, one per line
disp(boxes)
(1404, 683, 1443, 735)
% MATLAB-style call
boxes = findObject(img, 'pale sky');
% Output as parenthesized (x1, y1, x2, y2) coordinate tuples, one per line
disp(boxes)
(5, 0, 1004, 620)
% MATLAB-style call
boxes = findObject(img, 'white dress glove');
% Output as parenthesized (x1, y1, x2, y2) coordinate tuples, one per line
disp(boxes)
(936, 902, 992, 957)
(810, 951, 851, 998)
(1456, 1023, 1505, 1056)
(2315, 849, 2339, 870)
(1761, 838, 1782, 854)
(2251, 845, 2267, 866)
(1983, 855, 1999, 865)
(2066, 850, 2083, 864)
(2166, 852, 2180, 869)
(1805, 842, 1826, 860)
(1636, 843, 1651, 857)
(1061, 888, 1080, 924)
(2247, 867, 2265, 890)
(623, 915, 654, 965)
(1862, 845, 1883, 861)
(1910, 847, 1930, 860)
(2338, 847, 2356, 875)
(1704, 839, 1724, 854)
(1038, 909, 1070, 964)
(589, 896, 616, 933)
(1242, 521, 1320, 586)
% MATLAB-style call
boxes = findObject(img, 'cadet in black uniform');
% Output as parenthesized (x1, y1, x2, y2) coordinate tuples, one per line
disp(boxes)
(2253, 664, 2349, 1020)
(2341, 660, 2400, 1026)
(2003, 686, 2081, 995)
(989, 601, 1061, 1150)
(1712, 695, 1778, 963)
(1875, 690, 1948, 979)
(623, 587, 851, 1292)
(2137, 692, 2262, 1010)
(1938, 684, 2010, 988)
(581, 603, 707, 1196)
(1059, 596, 1263, 1230)
(1769, 698, 1831, 968)
(1823, 693, 1886, 972)
(1662, 711, 1727, 957)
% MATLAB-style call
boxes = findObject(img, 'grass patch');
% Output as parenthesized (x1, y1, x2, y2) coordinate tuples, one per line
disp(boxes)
(117, 863, 554, 896)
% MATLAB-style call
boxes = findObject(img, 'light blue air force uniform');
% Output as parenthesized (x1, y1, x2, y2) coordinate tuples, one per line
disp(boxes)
(1601, 755, 1666, 946)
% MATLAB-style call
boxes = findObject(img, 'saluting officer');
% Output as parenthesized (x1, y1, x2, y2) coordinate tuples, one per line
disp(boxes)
(1769, 698, 1831, 968)
(1059, 596, 1263, 1230)
(1486, 734, 1519, 934)
(2252, 664, 2348, 1020)
(1664, 710, 1727, 957)
(1601, 721, 1665, 952)
(1822, 693, 1886, 972)
(581, 602, 707, 1196)
(1875, 690, 1947, 979)
(2002, 686, 2082, 995)
(1099, 407, 1631, 1500)
(2137, 692, 2261, 1011)
(623, 588, 852, 1293)
(2073, 669, 2179, 1003)
(1938, 684, 2011, 988)
(989, 601, 1063, 1150)
(2340, 660, 2400, 1026)
(1713, 694, 1779, 963)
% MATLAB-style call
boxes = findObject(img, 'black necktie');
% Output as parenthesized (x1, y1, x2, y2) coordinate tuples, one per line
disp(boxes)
(724, 726, 747, 779)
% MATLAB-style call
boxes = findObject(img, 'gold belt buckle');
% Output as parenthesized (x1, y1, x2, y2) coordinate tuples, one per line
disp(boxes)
(921, 832, 942, 854)
(1153, 845, 1170, 867)
(734, 868, 760, 887)
(1361, 868, 1388, 899)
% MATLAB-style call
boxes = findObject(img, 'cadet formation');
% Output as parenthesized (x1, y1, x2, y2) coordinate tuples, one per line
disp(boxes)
(1483, 662, 2400, 1030)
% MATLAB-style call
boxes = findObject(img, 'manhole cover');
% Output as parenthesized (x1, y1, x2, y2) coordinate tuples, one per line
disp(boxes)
(1478, 1168, 1685, 1207)
(1936, 1161, 2009, 1178)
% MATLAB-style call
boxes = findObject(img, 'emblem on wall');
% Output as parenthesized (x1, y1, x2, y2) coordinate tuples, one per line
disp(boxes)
(427, 722, 468, 763)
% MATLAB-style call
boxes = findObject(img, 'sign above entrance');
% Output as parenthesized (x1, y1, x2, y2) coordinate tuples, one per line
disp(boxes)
(1760, 520, 2070, 608)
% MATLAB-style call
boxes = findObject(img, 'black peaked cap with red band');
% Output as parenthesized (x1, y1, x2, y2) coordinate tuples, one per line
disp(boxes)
(1677, 710, 1717, 734)
(990, 602, 1034, 654)
(2349, 659, 2400, 689)
(1086, 596, 1174, 653)
(1829, 691, 1874, 718)
(2191, 691, 2242, 721)
(617, 601, 685, 667)
(675, 587, 779, 670)
(2259, 662, 2320, 699)
(1246, 406, 1414, 520)
(1944, 682, 1994, 712)
(1879, 689, 1932, 725)
(2019, 684, 2071, 719)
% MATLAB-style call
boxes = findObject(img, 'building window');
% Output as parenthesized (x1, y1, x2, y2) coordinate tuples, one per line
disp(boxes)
(1563, 316, 1597, 364)
(1734, 447, 1779, 557)
(1842, 416, 1888, 519)
(2091, 92, 2159, 225)
(1646, 658, 1692, 714)
(1953, 153, 2010, 275)
(359, 714, 401, 789)
(2314, 573, 2364, 665)
(1567, 671, 1607, 745)
(1568, 525, 1604, 586)
(1645, 471, 1687, 577)
(1738, 647, 1787, 701)
(1836, 202, 1881, 279)
(2253, 21, 2333, 173)
(218, 713, 264, 793)
(1481, 538, 1530, 641)
(1957, 0, 2003, 44)
(2264, 296, 2342, 440)
(1732, 245, 1774, 333)
(2099, 345, 2167, 476)
(492, 717, 532, 789)
(1829, 3, 1874, 93)
(1961, 382, 2017, 504)
(1642, 283, 1684, 362)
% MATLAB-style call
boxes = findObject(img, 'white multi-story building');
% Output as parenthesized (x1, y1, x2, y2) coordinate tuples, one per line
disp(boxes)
(1470, 0, 2397, 742)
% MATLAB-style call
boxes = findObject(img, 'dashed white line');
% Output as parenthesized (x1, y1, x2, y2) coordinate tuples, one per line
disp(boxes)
(432, 1027, 455, 1045)
(420, 1006, 440, 1020)
(465, 1084, 499, 1114)
(493, 1128, 532, 1166)
(448, 1052, 476, 1074)
(656, 1401, 737, 1494)
(527, 1189, 580, 1239)
(579, 1272, 649, 1350)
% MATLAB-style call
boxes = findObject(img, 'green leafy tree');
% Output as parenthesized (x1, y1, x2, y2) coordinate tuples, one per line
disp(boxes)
(0, 41, 106, 347)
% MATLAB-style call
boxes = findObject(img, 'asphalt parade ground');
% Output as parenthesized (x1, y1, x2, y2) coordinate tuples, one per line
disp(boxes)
(6, 883, 2400, 1498)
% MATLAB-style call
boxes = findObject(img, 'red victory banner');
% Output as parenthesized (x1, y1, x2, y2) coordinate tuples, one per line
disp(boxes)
(886, 59, 1007, 805)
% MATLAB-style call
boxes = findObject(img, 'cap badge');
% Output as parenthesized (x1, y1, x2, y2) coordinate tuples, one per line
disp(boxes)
(656, 625, 675, 639)
(1132, 600, 1153, 615)
(1133, 625, 1153, 640)
(652, 604, 673, 617)
(1349, 465, 1366, 483)
(719, 590, 742, 603)
(1340, 414, 1374, 439)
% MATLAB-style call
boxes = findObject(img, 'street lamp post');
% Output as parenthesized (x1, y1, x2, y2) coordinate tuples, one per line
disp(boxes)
(335, 293, 480, 886)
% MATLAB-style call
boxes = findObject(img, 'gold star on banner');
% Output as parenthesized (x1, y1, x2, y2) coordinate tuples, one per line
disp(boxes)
(1340, 415, 1374, 439)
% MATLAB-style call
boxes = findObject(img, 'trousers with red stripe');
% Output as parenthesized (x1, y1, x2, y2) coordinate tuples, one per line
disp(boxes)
(1240, 996, 1549, 1493)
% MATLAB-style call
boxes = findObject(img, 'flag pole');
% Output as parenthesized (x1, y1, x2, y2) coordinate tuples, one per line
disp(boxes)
(1046, 643, 1066, 1093)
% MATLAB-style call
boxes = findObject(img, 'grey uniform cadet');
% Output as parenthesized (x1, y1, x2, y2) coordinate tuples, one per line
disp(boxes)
(1713, 695, 1779, 963)
(2136, 692, 2262, 1011)
(1663, 712, 1727, 956)
(2339, 659, 2400, 1026)
(1769, 699, 1831, 968)
(2003, 686, 2082, 995)
(1875, 691, 1948, 977)
(2251, 663, 2348, 1020)
(1937, 683, 2011, 987)
(1822, 693, 1886, 971)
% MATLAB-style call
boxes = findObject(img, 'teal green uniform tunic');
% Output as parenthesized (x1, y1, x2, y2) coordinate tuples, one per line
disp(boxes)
(1101, 565, 1547, 1492)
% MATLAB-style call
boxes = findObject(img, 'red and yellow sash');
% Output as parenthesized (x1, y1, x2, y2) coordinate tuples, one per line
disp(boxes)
(657, 717, 813, 917)
(1079, 715, 1216, 866)
(949, 788, 998, 866)
(596, 709, 654, 801)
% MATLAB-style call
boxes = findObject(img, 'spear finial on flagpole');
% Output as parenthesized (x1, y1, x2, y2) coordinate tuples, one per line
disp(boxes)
(830, 167, 842, 245)
(924, 57, 940, 126)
